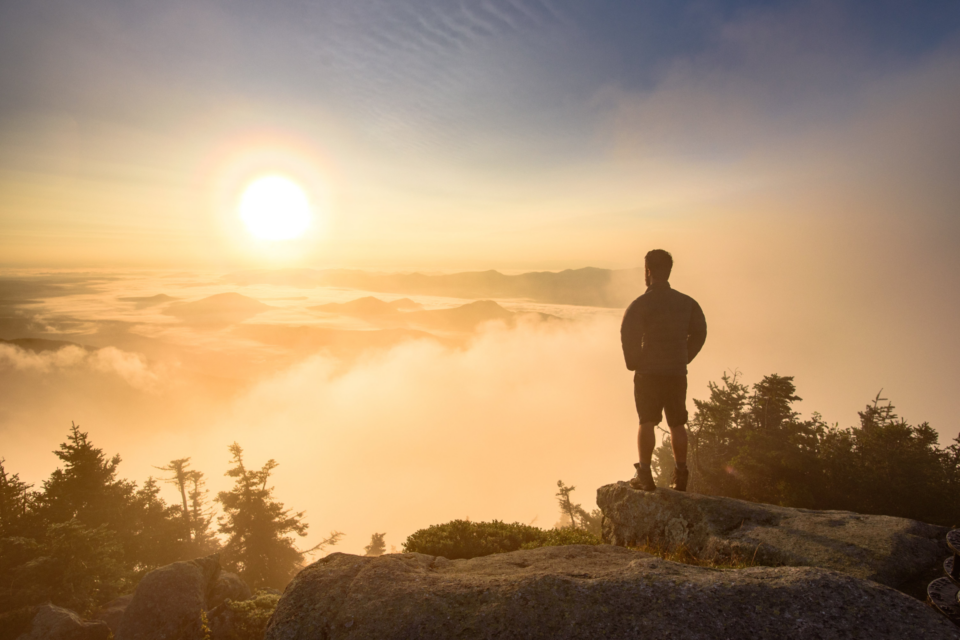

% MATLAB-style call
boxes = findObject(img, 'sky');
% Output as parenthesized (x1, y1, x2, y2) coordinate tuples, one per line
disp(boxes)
(1, 0, 960, 555)
(1, 0, 958, 267)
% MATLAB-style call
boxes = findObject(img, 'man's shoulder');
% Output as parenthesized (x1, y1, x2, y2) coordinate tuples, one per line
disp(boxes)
(668, 287, 697, 305)
(627, 285, 700, 310)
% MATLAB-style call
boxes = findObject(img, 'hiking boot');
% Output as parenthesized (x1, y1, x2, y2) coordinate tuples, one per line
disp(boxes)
(630, 463, 656, 491)
(671, 466, 689, 492)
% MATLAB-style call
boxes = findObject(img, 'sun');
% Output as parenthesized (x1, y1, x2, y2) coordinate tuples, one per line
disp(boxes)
(238, 175, 312, 240)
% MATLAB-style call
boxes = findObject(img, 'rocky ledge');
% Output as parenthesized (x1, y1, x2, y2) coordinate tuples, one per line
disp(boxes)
(597, 481, 949, 597)
(263, 545, 959, 640)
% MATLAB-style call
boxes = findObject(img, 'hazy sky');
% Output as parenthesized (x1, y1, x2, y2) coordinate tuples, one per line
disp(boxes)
(1, 0, 958, 267)
(2, 1, 960, 554)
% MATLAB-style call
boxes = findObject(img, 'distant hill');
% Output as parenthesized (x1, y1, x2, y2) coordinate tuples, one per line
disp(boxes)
(165, 292, 272, 326)
(403, 300, 516, 331)
(312, 297, 556, 332)
(223, 267, 645, 308)
(311, 297, 423, 316)
(118, 294, 177, 309)
(0, 337, 94, 353)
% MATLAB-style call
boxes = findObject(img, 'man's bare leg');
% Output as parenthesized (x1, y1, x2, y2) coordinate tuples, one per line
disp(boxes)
(630, 422, 659, 491)
(669, 425, 687, 467)
(638, 422, 657, 466)
(668, 424, 690, 491)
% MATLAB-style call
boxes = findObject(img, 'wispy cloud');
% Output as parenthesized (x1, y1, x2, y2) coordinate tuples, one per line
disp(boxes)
(0, 344, 160, 391)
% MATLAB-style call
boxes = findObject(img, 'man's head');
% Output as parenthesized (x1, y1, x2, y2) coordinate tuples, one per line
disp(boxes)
(645, 249, 673, 286)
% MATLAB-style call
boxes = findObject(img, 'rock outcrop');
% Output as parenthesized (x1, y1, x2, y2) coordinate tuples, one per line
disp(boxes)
(263, 545, 959, 640)
(15, 604, 111, 640)
(597, 481, 948, 595)
(117, 554, 222, 640)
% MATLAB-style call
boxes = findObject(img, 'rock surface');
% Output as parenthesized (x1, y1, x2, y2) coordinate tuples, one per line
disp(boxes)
(263, 545, 959, 640)
(93, 593, 134, 635)
(597, 482, 948, 595)
(117, 554, 221, 640)
(15, 604, 111, 640)
(209, 571, 252, 609)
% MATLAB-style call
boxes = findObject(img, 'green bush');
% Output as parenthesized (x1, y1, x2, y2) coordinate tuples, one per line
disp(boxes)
(219, 591, 281, 640)
(523, 527, 602, 549)
(403, 520, 602, 560)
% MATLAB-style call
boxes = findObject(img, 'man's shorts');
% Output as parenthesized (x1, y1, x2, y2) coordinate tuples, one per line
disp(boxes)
(634, 373, 688, 428)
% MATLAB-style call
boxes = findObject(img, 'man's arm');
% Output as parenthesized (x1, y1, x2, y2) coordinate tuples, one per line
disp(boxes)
(620, 302, 643, 371)
(687, 300, 707, 363)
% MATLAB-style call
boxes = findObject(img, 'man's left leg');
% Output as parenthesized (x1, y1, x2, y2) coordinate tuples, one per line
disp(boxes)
(630, 421, 658, 491)
(664, 375, 690, 492)
(668, 424, 689, 491)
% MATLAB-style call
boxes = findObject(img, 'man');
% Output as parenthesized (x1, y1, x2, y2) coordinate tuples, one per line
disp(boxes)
(620, 249, 707, 492)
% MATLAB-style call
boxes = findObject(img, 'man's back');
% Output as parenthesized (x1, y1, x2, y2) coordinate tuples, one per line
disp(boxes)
(620, 282, 707, 375)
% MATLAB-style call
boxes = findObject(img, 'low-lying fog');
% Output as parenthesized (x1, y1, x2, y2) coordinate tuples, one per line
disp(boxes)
(1, 266, 957, 555)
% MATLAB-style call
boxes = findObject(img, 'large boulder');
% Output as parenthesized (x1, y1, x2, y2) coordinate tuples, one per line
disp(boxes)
(117, 554, 221, 640)
(597, 482, 948, 596)
(263, 546, 959, 640)
(15, 604, 110, 640)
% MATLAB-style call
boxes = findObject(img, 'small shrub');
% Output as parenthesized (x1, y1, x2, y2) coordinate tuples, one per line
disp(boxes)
(219, 591, 281, 640)
(403, 520, 601, 559)
(523, 527, 602, 549)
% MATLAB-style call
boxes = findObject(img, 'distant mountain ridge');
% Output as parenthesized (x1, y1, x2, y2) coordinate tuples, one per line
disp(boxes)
(223, 267, 645, 308)
(312, 297, 423, 316)
(118, 294, 178, 309)
(311, 297, 554, 332)
(165, 292, 272, 325)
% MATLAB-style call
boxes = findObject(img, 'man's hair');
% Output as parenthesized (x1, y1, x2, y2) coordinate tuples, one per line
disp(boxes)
(645, 249, 673, 280)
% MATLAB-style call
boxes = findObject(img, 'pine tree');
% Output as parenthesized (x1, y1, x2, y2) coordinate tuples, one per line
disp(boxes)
(187, 470, 219, 555)
(364, 532, 386, 557)
(39, 422, 131, 528)
(37, 424, 187, 578)
(0, 459, 32, 537)
(554, 481, 602, 536)
(651, 432, 676, 488)
(155, 458, 194, 546)
(217, 443, 310, 589)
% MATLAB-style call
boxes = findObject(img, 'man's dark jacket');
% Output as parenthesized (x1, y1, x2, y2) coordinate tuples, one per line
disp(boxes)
(620, 282, 707, 375)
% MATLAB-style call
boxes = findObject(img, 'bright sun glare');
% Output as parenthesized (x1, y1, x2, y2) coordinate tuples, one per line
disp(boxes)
(238, 175, 311, 240)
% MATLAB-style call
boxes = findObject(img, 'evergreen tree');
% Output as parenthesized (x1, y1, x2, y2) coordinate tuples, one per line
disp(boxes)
(364, 532, 386, 557)
(651, 432, 675, 488)
(819, 394, 959, 524)
(554, 481, 602, 536)
(38, 422, 132, 528)
(0, 459, 31, 538)
(8, 519, 127, 616)
(38, 424, 188, 575)
(217, 443, 309, 589)
(686, 372, 750, 497)
(123, 477, 189, 571)
(187, 470, 219, 555)
(155, 458, 194, 546)
(671, 373, 960, 525)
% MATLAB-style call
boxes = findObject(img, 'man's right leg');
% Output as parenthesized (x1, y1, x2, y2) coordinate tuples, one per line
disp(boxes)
(668, 424, 689, 491)
(668, 424, 687, 468)
(664, 375, 690, 492)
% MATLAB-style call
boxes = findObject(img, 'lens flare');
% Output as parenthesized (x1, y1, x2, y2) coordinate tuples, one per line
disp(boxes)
(238, 175, 311, 240)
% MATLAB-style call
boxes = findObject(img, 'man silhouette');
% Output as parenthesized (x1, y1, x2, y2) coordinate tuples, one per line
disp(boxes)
(620, 250, 707, 492)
